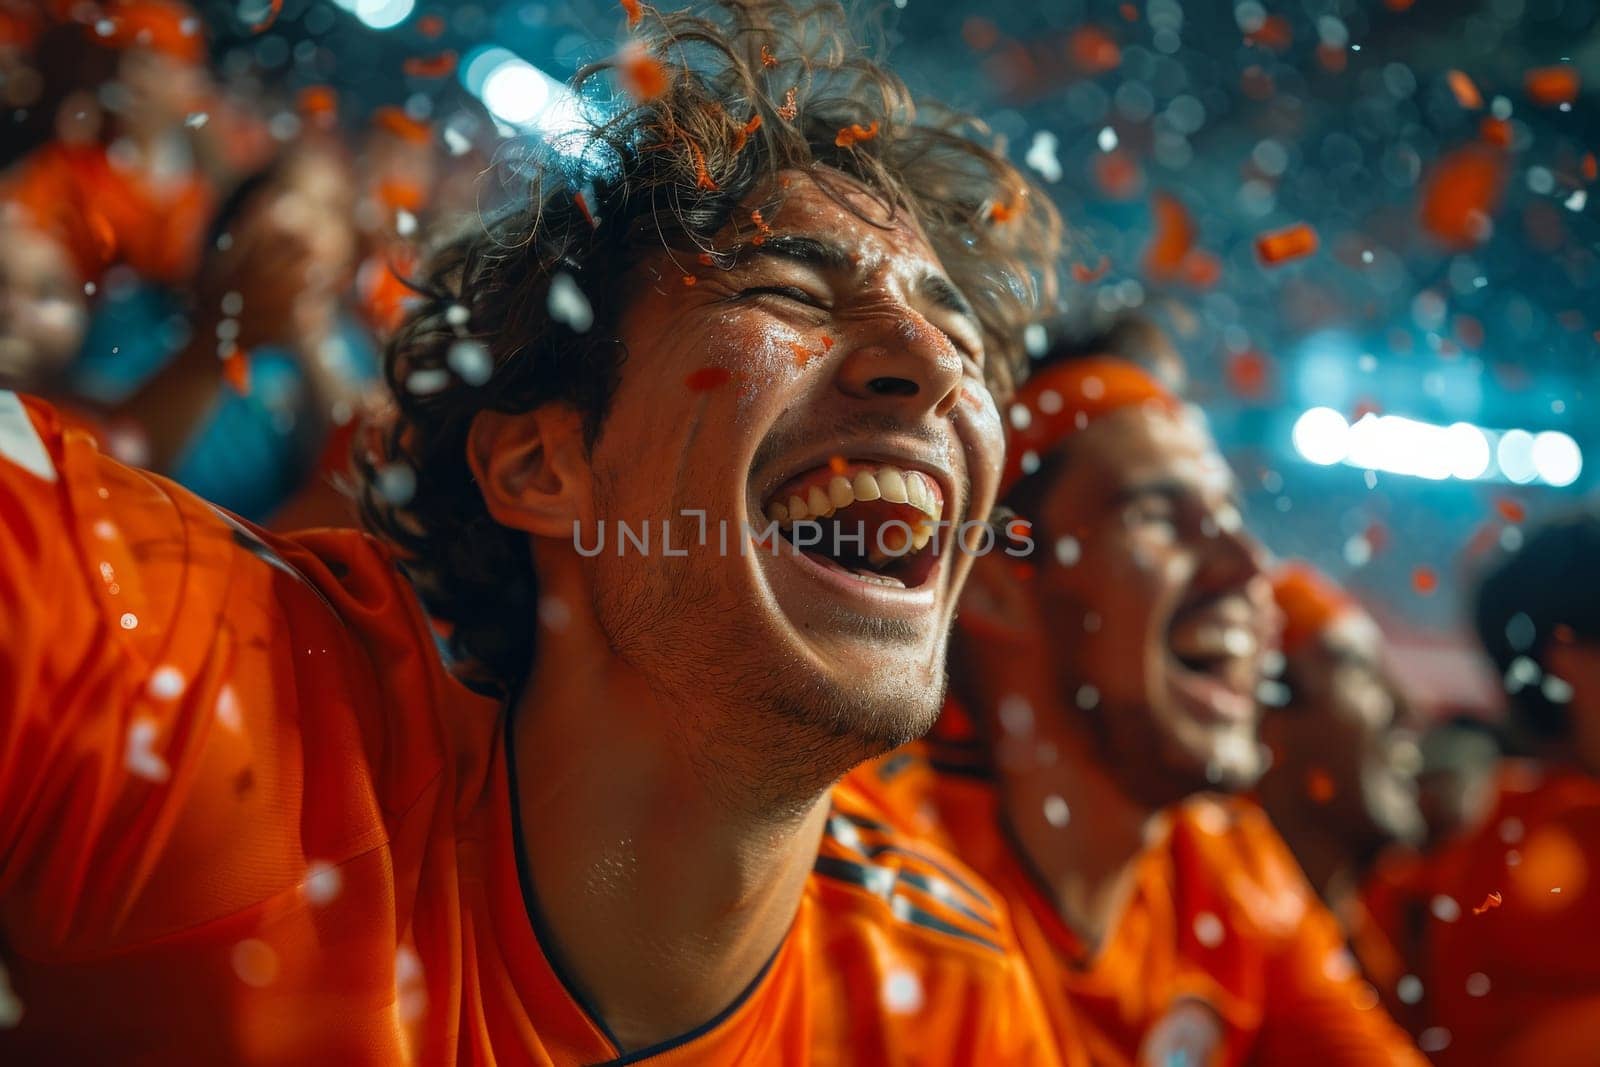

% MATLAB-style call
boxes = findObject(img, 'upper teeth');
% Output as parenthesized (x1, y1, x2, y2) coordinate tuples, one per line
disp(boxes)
(766, 466, 941, 525)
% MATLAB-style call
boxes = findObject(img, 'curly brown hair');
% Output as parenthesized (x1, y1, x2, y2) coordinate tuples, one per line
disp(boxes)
(357, 0, 1063, 698)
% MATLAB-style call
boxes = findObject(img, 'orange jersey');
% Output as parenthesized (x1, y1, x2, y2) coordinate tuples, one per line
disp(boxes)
(3, 141, 213, 286)
(1371, 761, 1600, 1066)
(0, 393, 1068, 1065)
(855, 737, 1426, 1066)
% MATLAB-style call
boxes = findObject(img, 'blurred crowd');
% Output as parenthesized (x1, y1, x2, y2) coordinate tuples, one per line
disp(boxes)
(0, 0, 493, 526)
(3, 2, 1599, 1064)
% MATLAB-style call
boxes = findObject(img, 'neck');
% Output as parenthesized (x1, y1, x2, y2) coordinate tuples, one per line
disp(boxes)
(997, 708, 1162, 955)
(511, 575, 829, 1052)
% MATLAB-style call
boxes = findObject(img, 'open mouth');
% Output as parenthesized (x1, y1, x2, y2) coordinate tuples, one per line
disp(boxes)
(1165, 601, 1262, 723)
(761, 461, 945, 590)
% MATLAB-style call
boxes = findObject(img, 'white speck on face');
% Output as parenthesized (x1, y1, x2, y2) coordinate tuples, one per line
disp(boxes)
(882, 968, 925, 1014)
(125, 719, 171, 783)
(1193, 912, 1224, 948)
(1043, 795, 1071, 828)
(302, 862, 343, 906)
(148, 665, 186, 701)
(231, 939, 279, 988)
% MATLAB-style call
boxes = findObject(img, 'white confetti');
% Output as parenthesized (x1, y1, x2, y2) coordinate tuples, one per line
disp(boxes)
(443, 126, 472, 157)
(1024, 131, 1062, 182)
(216, 685, 244, 731)
(1008, 404, 1032, 431)
(148, 665, 186, 701)
(396, 945, 428, 1022)
(447, 339, 493, 386)
(1465, 972, 1491, 997)
(1541, 674, 1575, 704)
(1074, 684, 1100, 710)
(302, 862, 343, 906)
(1430, 895, 1460, 923)
(376, 464, 418, 507)
(1193, 912, 1224, 948)
(1418, 1027, 1451, 1053)
(444, 304, 471, 328)
(184, 111, 209, 128)
(125, 719, 171, 783)
(395, 209, 418, 237)
(1054, 536, 1081, 566)
(1505, 656, 1541, 692)
(406, 368, 451, 396)
(1397, 974, 1423, 1004)
(1097, 126, 1119, 152)
(1565, 189, 1587, 212)
(548, 272, 594, 333)
(1043, 795, 1071, 827)
(1023, 322, 1048, 357)
(882, 969, 924, 1014)
(998, 694, 1034, 735)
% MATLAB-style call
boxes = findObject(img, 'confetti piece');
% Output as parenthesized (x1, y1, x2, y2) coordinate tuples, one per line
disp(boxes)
(1254, 223, 1319, 265)
(777, 87, 798, 121)
(989, 200, 1022, 224)
(730, 113, 762, 152)
(750, 208, 772, 244)
(125, 718, 171, 783)
(1024, 130, 1062, 182)
(417, 14, 445, 37)
(882, 969, 925, 1014)
(574, 191, 596, 229)
(1307, 767, 1336, 803)
(447, 339, 493, 385)
(1244, 15, 1292, 51)
(835, 121, 880, 148)
(685, 367, 733, 391)
(619, 44, 669, 101)
(1144, 191, 1195, 280)
(1447, 70, 1483, 110)
(1420, 145, 1507, 248)
(687, 138, 718, 190)
(302, 861, 343, 906)
(682, 274, 697, 286)
(1412, 566, 1438, 595)
(1495, 498, 1526, 524)
(697, 251, 716, 266)
(1119, 3, 1137, 21)
(1478, 117, 1512, 148)
(820, 335, 835, 350)
(761, 44, 778, 68)
(548, 272, 594, 333)
(1092, 151, 1142, 200)
(237, 0, 282, 33)
(1067, 26, 1120, 74)
(222, 348, 251, 396)
(621, 0, 643, 29)
(1071, 255, 1110, 283)
(1525, 65, 1579, 107)
(231, 939, 279, 987)
(790, 340, 818, 366)
(403, 50, 457, 78)
(1182, 250, 1223, 289)
(1472, 890, 1503, 915)
(1226, 349, 1271, 399)
(828, 455, 850, 475)
(1583, 154, 1597, 182)
(1385, 0, 1415, 9)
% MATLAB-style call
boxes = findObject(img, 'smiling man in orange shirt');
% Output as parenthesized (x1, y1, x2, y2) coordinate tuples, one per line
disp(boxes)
(858, 335, 1425, 1065)
(0, 2, 1078, 1062)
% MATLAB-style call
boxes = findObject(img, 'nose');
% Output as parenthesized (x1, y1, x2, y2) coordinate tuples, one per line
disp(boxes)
(1202, 512, 1272, 601)
(833, 308, 965, 420)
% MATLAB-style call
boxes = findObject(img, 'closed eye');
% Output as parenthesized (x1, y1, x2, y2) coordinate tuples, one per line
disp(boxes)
(741, 285, 828, 309)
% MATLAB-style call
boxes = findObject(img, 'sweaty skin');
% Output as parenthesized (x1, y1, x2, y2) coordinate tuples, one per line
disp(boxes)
(481, 170, 1006, 1049)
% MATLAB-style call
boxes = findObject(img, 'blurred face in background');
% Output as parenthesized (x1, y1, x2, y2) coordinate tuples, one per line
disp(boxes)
(0, 220, 87, 391)
(1021, 406, 1277, 805)
(1264, 614, 1427, 855)
(1414, 720, 1500, 847)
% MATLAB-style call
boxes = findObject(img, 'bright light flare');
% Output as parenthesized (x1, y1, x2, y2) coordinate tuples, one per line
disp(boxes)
(1293, 409, 1581, 487)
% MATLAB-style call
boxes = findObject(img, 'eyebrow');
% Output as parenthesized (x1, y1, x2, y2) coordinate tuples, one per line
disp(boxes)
(1113, 477, 1244, 510)
(734, 233, 982, 332)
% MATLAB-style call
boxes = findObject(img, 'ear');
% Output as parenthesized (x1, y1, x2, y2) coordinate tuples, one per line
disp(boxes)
(957, 549, 1043, 644)
(468, 405, 591, 537)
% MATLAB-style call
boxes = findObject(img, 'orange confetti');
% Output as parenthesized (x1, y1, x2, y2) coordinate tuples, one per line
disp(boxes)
(1420, 145, 1507, 249)
(1479, 117, 1513, 148)
(1316, 44, 1347, 74)
(1495, 498, 1527, 524)
(1254, 222, 1319, 265)
(1226, 349, 1271, 399)
(297, 85, 338, 127)
(835, 120, 880, 148)
(1007, 518, 1032, 542)
(1244, 14, 1292, 52)
(820, 335, 835, 350)
(620, 0, 643, 29)
(685, 367, 732, 391)
(730, 113, 762, 153)
(1384, 0, 1414, 9)
(697, 251, 716, 266)
(1067, 26, 1120, 74)
(1525, 65, 1579, 107)
(620, 44, 669, 101)
(1240, 65, 1275, 101)
(1447, 70, 1483, 110)
(574, 191, 596, 228)
(1582, 153, 1597, 182)
(1307, 768, 1336, 804)
(1472, 890, 1503, 915)
(962, 17, 999, 51)
(1071, 255, 1110, 283)
(760, 44, 779, 68)
(777, 87, 798, 122)
(417, 14, 445, 37)
(749, 208, 772, 245)
(682, 274, 697, 286)
(242, 0, 282, 32)
(828, 455, 850, 475)
(1119, 3, 1137, 21)
(1144, 191, 1196, 280)
(790, 340, 818, 366)
(1181, 250, 1222, 289)
(687, 138, 717, 191)
(1412, 566, 1438, 596)
(989, 200, 1022, 224)
(1093, 151, 1142, 200)
(222, 348, 251, 396)
(403, 50, 457, 78)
